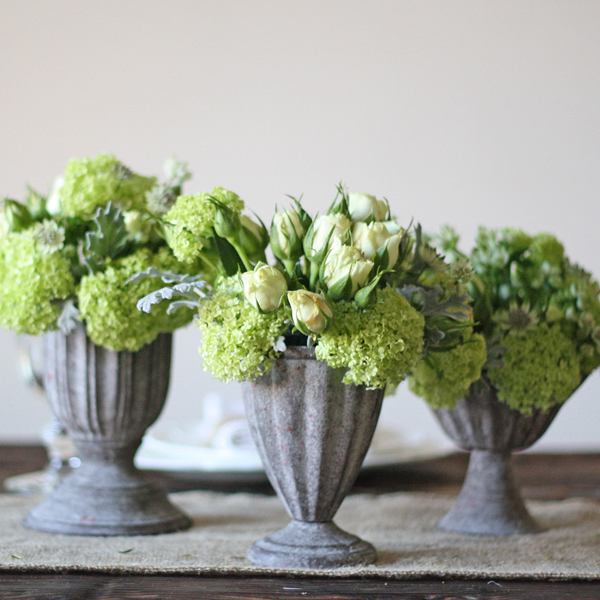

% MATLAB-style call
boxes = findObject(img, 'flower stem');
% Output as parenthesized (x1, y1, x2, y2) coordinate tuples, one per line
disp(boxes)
(229, 240, 253, 271)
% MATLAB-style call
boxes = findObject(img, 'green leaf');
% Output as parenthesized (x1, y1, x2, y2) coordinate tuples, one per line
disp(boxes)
(213, 233, 245, 276)
(354, 270, 389, 308)
(83, 202, 131, 273)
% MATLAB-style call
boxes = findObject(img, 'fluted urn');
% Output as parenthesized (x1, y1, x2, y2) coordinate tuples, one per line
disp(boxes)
(23, 322, 191, 536)
(242, 346, 383, 569)
(432, 376, 563, 536)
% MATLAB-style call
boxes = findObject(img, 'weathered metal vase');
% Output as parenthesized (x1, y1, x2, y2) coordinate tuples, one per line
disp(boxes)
(433, 378, 562, 536)
(23, 322, 191, 536)
(242, 346, 383, 569)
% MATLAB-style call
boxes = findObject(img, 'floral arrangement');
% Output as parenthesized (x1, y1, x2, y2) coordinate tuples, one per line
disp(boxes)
(409, 226, 600, 414)
(136, 186, 477, 390)
(0, 154, 195, 351)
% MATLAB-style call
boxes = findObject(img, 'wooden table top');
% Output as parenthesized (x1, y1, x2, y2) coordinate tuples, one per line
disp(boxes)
(1, 445, 599, 599)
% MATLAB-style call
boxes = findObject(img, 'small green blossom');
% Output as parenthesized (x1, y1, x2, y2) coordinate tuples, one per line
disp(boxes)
(408, 333, 487, 409)
(0, 231, 75, 335)
(315, 287, 425, 389)
(493, 302, 540, 335)
(78, 247, 194, 351)
(488, 324, 581, 414)
(33, 220, 65, 254)
(196, 277, 287, 382)
(58, 154, 156, 217)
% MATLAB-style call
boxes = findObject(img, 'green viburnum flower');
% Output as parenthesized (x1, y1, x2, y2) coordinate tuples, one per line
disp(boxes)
(488, 323, 581, 415)
(196, 277, 287, 383)
(164, 187, 244, 263)
(0, 231, 75, 335)
(78, 247, 194, 351)
(58, 154, 156, 217)
(315, 286, 425, 389)
(408, 333, 487, 409)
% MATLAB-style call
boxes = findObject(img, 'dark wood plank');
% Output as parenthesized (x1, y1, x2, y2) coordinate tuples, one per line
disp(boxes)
(3, 444, 600, 499)
(1, 447, 599, 599)
(1, 574, 600, 600)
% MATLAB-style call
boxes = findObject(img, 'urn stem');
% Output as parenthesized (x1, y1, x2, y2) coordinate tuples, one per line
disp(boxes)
(438, 449, 541, 536)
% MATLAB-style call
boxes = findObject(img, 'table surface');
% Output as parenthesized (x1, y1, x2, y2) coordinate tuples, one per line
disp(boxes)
(1, 446, 599, 599)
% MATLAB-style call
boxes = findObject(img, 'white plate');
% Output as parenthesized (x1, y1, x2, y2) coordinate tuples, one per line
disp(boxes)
(135, 424, 452, 473)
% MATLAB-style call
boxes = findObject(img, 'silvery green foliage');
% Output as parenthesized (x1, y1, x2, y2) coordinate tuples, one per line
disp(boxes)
(127, 268, 208, 315)
(57, 300, 80, 335)
(399, 284, 471, 320)
(83, 202, 131, 273)
(399, 284, 473, 352)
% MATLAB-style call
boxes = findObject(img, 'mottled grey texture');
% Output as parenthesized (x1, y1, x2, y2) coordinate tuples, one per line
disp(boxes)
(1, 491, 600, 579)
(242, 346, 384, 569)
(433, 381, 562, 536)
(23, 323, 191, 536)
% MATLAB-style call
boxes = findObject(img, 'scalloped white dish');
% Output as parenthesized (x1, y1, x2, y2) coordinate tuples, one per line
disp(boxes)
(135, 424, 452, 474)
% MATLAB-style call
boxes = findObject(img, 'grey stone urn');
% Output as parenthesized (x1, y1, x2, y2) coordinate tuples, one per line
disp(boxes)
(432, 377, 563, 536)
(242, 346, 383, 569)
(23, 322, 191, 536)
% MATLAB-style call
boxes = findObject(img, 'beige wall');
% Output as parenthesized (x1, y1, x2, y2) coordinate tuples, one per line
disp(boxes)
(1, 0, 599, 448)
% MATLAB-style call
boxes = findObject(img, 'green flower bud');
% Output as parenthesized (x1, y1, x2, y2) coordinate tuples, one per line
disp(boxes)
(239, 215, 269, 262)
(3, 199, 33, 233)
(241, 264, 287, 313)
(288, 289, 333, 335)
(213, 201, 241, 239)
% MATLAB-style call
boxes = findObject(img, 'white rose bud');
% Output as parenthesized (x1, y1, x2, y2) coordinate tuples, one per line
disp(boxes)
(322, 244, 374, 300)
(288, 290, 333, 335)
(241, 265, 287, 313)
(311, 213, 352, 255)
(348, 193, 388, 222)
(353, 222, 402, 269)
(46, 175, 64, 216)
(271, 209, 305, 260)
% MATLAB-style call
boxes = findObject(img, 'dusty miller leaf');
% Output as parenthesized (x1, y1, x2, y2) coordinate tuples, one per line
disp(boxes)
(57, 300, 80, 335)
(83, 202, 131, 273)
(126, 267, 205, 286)
(400, 284, 471, 321)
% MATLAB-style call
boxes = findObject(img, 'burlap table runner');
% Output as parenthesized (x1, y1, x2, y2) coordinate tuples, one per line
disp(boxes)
(0, 490, 599, 579)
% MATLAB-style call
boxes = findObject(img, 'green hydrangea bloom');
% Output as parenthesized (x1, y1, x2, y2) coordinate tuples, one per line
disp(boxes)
(488, 324, 581, 414)
(165, 188, 244, 263)
(408, 333, 487, 409)
(58, 154, 156, 217)
(196, 277, 287, 382)
(315, 287, 425, 389)
(0, 231, 75, 335)
(78, 247, 194, 351)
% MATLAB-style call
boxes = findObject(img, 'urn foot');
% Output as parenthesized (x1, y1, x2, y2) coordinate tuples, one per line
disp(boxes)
(23, 450, 191, 536)
(438, 449, 541, 536)
(248, 520, 377, 569)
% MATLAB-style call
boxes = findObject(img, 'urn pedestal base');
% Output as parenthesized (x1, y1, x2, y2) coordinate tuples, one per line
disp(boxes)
(437, 449, 541, 536)
(242, 346, 383, 569)
(23, 443, 191, 536)
(248, 520, 377, 569)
